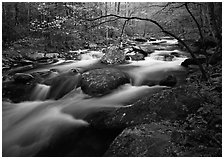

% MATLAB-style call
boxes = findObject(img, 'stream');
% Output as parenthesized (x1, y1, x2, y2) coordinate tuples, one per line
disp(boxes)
(2, 37, 190, 156)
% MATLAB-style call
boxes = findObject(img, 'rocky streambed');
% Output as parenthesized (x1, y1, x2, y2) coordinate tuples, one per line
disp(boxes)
(2, 37, 221, 157)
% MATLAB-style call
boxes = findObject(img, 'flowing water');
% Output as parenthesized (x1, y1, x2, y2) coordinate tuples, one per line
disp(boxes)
(2, 38, 190, 156)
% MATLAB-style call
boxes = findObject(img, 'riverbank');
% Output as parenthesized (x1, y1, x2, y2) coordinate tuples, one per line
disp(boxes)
(85, 61, 222, 157)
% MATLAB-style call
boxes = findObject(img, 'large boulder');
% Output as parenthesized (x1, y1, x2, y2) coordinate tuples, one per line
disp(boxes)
(3, 81, 36, 103)
(85, 85, 211, 129)
(181, 58, 206, 67)
(104, 123, 175, 157)
(100, 46, 126, 64)
(81, 68, 130, 96)
(104, 122, 221, 157)
(13, 73, 34, 84)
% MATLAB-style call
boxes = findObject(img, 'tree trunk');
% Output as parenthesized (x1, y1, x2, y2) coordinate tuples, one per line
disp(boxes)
(14, 3, 19, 26)
(105, 2, 109, 44)
(206, 2, 221, 44)
(115, 2, 117, 13)
(3, 3, 6, 22)
(117, 2, 120, 14)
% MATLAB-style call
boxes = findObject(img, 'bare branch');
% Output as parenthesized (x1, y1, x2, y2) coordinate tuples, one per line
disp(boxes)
(87, 17, 120, 30)
(153, 2, 175, 15)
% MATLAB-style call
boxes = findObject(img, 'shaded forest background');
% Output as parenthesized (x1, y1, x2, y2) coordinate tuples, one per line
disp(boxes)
(2, 2, 222, 52)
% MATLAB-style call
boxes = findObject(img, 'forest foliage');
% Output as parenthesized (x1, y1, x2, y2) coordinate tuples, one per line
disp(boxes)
(2, 2, 222, 52)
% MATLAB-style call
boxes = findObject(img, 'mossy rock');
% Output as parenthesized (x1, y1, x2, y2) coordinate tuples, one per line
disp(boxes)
(100, 46, 126, 64)
(81, 68, 130, 97)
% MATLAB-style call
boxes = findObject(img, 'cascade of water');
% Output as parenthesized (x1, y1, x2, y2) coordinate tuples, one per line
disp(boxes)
(3, 43, 190, 156)
(2, 99, 89, 157)
(2, 83, 167, 157)
(30, 84, 51, 101)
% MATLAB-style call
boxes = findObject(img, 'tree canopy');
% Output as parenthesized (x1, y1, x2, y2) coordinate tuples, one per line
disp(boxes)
(2, 2, 221, 51)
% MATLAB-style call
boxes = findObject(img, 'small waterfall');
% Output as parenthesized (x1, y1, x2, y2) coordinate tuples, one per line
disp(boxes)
(3, 45, 190, 156)
(30, 84, 51, 101)
(2, 83, 168, 156)
(2, 100, 89, 157)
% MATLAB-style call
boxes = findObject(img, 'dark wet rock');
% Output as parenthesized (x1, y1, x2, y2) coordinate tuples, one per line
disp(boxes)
(104, 123, 175, 157)
(36, 56, 51, 62)
(131, 46, 148, 57)
(81, 68, 130, 97)
(13, 73, 34, 84)
(7, 65, 34, 75)
(164, 54, 175, 61)
(100, 46, 126, 64)
(3, 81, 36, 103)
(139, 46, 154, 54)
(86, 85, 207, 129)
(125, 46, 150, 61)
(104, 122, 221, 157)
(30, 70, 58, 84)
(152, 41, 166, 45)
(125, 53, 145, 61)
(181, 58, 206, 67)
(134, 38, 148, 43)
(159, 75, 177, 87)
(52, 58, 59, 63)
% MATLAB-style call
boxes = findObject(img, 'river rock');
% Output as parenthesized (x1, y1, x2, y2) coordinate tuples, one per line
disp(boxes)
(81, 68, 130, 96)
(181, 58, 206, 67)
(104, 123, 175, 157)
(134, 38, 148, 43)
(100, 46, 126, 64)
(85, 85, 206, 129)
(159, 75, 177, 87)
(131, 46, 148, 57)
(104, 122, 221, 157)
(125, 53, 145, 61)
(13, 73, 34, 84)
(7, 65, 34, 75)
(3, 81, 36, 103)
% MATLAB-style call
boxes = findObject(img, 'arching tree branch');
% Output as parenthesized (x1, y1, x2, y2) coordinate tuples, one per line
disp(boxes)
(86, 14, 208, 80)
(87, 17, 120, 29)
